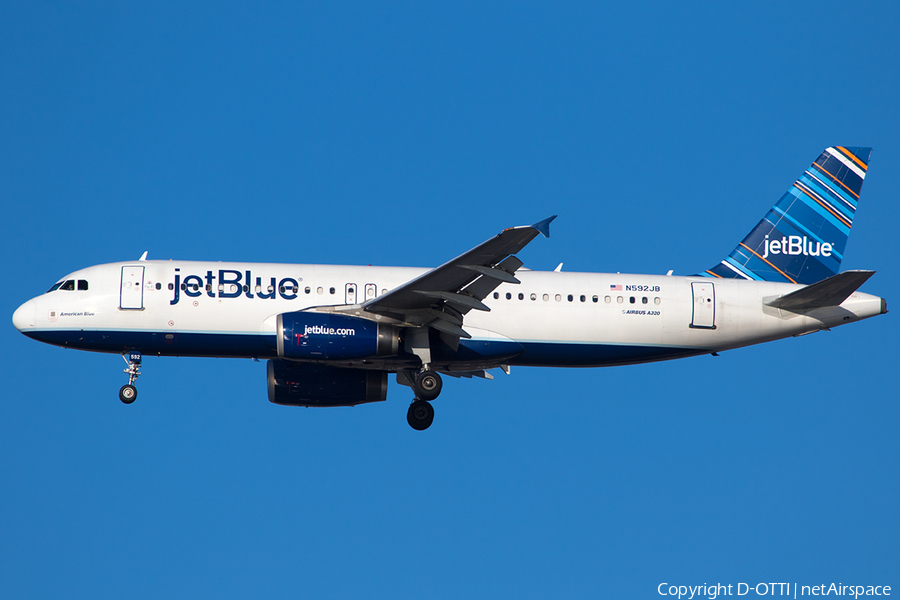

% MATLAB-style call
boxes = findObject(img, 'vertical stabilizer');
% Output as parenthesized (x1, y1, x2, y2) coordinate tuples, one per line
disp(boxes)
(705, 147, 872, 285)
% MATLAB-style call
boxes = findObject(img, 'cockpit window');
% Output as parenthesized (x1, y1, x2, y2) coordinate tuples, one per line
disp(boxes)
(47, 281, 64, 293)
(78, 280, 89, 291)
(60, 280, 76, 291)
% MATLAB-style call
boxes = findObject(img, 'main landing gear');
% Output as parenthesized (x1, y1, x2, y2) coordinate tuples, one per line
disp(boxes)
(119, 351, 142, 404)
(406, 368, 442, 431)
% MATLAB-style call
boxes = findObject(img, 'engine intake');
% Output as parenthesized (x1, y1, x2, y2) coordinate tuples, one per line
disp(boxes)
(276, 312, 399, 360)
(267, 360, 388, 407)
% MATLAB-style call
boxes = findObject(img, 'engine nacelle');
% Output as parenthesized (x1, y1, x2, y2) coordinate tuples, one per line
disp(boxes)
(267, 360, 388, 407)
(276, 311, 399, 360)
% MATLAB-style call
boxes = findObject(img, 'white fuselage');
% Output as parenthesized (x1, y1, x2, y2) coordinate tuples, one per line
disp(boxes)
(12, 260, 886, 369)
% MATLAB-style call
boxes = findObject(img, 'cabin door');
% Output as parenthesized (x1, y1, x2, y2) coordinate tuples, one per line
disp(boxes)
(690, 282, 715, 329)
(120, 266, 145, 310)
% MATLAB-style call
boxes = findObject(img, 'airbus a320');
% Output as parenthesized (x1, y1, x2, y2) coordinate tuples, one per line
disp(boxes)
(12, 147, 886, 430)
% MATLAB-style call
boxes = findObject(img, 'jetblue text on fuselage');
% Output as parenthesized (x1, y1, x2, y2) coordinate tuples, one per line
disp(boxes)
(761, 235, 834, 259)
(170, 269, 303, 305)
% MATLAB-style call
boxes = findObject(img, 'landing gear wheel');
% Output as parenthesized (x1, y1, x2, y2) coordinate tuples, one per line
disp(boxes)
(119, 384, 137, 404)
(407, 400, 434, 431)
(413, 371, 442, 401)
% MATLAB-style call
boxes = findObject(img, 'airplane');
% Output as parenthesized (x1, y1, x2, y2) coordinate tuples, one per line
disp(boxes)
(12, 146, 887, 430)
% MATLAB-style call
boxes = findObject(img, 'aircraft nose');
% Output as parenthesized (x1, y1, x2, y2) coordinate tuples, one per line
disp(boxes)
(12, 299, 35, 332)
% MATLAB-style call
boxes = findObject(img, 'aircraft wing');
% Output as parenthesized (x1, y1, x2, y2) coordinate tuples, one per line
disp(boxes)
(362, 216, 556, 337)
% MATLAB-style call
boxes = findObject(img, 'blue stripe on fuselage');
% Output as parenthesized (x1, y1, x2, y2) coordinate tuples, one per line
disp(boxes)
(21, 329, 709, 367)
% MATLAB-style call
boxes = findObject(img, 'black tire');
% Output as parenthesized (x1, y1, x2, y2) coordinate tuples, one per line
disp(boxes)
(119, 384, 137, 404)
(407, 400, 434, 431)
(413, 371, 442, 401)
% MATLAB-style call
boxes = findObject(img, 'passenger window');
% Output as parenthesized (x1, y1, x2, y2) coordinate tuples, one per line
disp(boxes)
(518, 293, 524, 300)
(329, 287, 335, 295)
(654, 297, 661, 305)
(530, 293, 536, 301)
(169, 283, 175, 291)
(317, 287, 324, 295)
(155, 282, 161, 290)
(567, 294, 573, 302)
(580, 295, 586, 302)
(79, 280, 89, 291)
(604, 296, 611, 303)
(181, 283, 187, 291)
(218, 284, 224, 292)
(629, 296, 636, 304)
(617, 296, 624, 304)
(542, 294, 549, 301)
(592, 295, 598, 303)
(305, 287, 311, 294)
(205, 284, 212, 292)
(642, 297, 648, 304)
(506, 293, 512, 300)
(555, 294, 561, 302)
(493, 292, 499, 299)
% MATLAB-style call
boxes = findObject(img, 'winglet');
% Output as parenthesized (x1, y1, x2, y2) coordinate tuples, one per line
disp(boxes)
(532, 215, 557, 238)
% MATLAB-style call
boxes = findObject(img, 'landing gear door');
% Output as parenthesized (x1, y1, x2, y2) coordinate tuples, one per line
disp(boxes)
(690, 281, 715, 329)
(120, 266, 145, 310)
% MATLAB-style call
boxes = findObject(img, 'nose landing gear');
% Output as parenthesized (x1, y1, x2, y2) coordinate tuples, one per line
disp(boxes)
(119, 352, 142, 404)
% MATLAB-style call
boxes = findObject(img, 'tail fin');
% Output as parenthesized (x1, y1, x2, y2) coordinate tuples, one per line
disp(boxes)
(704, 146, 872, 285)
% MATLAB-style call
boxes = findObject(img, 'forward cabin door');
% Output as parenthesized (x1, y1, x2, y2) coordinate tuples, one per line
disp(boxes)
(690, 282, 715, 329)
(120, 266, 145, 310)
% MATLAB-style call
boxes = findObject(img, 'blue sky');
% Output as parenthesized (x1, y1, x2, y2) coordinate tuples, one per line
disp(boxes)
(2, 2, 898, 598)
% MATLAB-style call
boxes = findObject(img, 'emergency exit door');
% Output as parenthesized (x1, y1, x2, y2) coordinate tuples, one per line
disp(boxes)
(345, 283, 357, 305)
(690, 282, 715, 329)
(120, 266, 145, 310)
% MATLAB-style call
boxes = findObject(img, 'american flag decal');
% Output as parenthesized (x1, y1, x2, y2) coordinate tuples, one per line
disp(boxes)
(610, 284, 622, 291)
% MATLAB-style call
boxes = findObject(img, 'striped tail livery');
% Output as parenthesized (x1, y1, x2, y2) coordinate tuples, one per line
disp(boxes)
(705, 146, 871, 285)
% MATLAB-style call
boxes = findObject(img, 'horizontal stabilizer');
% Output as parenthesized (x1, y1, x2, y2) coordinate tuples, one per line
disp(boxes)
(765, 270, 875, 312)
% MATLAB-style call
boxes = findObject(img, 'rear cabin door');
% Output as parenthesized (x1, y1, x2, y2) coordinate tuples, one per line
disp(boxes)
(345, 283, 357, 305)
(690, 282, 715, 329)
(120, 266, 145, 310)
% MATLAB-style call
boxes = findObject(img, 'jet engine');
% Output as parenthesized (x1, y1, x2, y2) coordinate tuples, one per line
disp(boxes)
(267, 360, 388, 407)
(276, 311, 399, 360)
